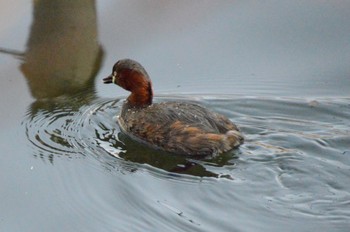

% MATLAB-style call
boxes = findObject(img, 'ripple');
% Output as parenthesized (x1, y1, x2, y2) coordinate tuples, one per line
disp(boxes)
(24, 105, 79, 157)
(22, 93, 119, 161)
(23, 96, 350, 187)
(21, 95, 350, 229)
(228, 97, 350, 221)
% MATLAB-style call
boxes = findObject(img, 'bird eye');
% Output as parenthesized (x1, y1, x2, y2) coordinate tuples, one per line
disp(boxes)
(113, 71, 117, 77)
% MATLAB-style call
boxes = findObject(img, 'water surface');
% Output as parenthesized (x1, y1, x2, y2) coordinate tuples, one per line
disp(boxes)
(17, 94, 350, 231)
(1, 1, 350, 232)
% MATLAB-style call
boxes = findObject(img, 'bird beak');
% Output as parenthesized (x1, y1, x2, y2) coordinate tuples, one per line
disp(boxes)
(103, 75, 114, 84)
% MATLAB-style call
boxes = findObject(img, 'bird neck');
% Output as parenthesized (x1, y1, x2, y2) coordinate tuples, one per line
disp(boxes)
(127, 82, 153, 107)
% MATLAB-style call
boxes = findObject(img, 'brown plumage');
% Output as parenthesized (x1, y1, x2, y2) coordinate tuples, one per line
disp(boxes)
(103, 59, 243, 156)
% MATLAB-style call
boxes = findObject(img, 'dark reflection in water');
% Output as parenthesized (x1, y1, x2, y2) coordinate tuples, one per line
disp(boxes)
(106, 133, 238, 178)
(21, 0, 102, 99)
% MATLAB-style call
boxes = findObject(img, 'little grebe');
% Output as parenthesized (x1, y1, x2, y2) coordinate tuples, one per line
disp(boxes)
(103, 59, 244, 156)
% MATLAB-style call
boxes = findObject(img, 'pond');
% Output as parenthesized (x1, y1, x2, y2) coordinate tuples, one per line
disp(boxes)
(1, 1, 350, 232)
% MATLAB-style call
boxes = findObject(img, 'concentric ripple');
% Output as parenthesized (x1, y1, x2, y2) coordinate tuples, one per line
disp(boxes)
(24, 102, 82, 157)
(23, 95, 121, 163)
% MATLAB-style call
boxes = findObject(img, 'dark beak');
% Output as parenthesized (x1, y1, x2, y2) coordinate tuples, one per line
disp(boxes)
(103, 75, 113, 84)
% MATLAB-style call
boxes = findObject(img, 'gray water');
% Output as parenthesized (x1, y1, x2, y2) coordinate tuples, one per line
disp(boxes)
(1, 1, 350, 232)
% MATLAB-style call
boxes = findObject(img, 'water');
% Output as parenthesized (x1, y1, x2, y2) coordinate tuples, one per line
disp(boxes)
(15, 94, 350, 231)
(1, 1, 350, 232)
